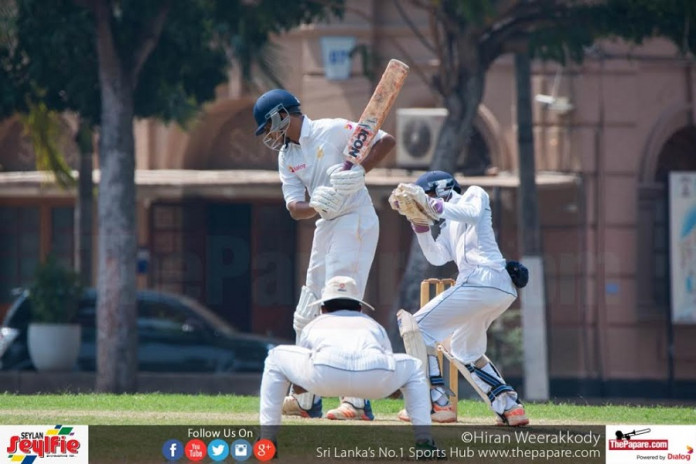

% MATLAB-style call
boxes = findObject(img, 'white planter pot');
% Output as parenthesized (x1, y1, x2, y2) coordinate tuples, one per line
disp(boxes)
(28, 323, 82, 372)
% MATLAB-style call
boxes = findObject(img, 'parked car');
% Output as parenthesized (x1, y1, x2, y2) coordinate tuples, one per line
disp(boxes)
(1, 289, 287, 372)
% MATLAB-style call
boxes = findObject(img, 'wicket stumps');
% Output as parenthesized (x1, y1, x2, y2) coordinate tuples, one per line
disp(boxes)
(419, 278, 458, 415)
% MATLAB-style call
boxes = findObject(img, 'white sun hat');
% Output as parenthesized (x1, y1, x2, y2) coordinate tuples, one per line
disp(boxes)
(310, 276, 375, 311)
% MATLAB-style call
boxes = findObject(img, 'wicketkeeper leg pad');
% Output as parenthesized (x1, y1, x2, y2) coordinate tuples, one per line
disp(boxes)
(438, 348, 517, 421)
(465, 356, 518, 417)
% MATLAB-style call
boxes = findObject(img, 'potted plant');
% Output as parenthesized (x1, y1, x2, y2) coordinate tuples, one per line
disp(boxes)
(27, 255, 83, 371)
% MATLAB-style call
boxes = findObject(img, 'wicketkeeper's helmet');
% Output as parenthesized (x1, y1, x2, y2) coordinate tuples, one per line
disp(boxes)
(253, 89, 301, 136)
(415, 170, 462, 199)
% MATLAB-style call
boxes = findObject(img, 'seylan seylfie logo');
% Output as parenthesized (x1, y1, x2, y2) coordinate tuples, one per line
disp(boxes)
(4, 425, 86, 463)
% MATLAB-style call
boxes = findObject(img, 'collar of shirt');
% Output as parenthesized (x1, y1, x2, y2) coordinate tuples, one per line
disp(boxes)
(280, 115, 311, 150)
(298, 115, 313, 143)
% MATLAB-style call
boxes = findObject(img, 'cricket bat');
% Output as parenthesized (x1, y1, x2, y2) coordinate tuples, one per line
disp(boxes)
(342, 59, 410, 168)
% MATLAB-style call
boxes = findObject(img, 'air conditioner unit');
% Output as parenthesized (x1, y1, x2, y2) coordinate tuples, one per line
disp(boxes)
(396, 108, 448, 168)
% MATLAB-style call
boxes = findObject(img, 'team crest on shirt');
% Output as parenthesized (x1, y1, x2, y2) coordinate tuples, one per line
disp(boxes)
(344, 123, 353, 130)
(316, 147, 324, 159)
(288, 163, 306, 173)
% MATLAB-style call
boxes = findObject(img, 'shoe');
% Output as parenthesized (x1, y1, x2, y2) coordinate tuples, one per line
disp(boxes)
(398, 402, 457, 423)
(326, 401, 373, 421)
(431, 402, 457, 423)
(397, 408, 409, 422)
(281, 395, 322, 418)
(496, 404, 529, 427)
(414, 439, 446, 460)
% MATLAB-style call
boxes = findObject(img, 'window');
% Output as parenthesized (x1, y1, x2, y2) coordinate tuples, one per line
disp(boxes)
(637, 185, 668, 319)
(138, 298, 201, 335)
(0, 207, 40, 304)
(51, 207, 75, 267)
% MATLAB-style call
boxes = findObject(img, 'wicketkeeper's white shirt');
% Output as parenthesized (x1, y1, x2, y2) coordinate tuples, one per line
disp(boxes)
(278, 116, 385, 217)
(415, 186, 517, 295)
(298, 310, 395, 372)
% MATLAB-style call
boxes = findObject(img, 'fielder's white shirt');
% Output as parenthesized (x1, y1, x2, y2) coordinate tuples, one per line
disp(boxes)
(278, 116, 385, 216)
(416, 186, 517, 294)
(298, 310, 396, 371)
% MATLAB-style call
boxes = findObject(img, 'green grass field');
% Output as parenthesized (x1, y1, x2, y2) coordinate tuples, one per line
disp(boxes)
(1, 393, 694, 425)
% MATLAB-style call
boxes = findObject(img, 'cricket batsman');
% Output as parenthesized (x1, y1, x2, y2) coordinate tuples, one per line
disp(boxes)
(253, 89, 395, 420)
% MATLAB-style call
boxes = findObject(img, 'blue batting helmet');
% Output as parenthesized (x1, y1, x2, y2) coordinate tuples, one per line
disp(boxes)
(415, 170, 462, 198)
(252, 89, 301, 136)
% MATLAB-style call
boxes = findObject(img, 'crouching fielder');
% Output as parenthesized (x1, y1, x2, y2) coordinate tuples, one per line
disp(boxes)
(259, 276, 438, 452)
(390, 171, 529, 426)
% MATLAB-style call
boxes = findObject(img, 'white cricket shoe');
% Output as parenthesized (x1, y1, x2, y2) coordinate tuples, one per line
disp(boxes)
(281, 395, 322, 418)
(326, 401, 373, 421)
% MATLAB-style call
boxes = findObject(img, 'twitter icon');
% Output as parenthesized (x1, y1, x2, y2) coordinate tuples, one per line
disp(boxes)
(207, 439, 229, 462)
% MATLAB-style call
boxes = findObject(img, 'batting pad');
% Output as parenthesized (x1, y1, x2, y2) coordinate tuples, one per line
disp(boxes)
(397, 309, 429, 378)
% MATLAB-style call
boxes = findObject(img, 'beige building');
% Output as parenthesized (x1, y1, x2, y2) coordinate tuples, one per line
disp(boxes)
(1, 1, 695, 398)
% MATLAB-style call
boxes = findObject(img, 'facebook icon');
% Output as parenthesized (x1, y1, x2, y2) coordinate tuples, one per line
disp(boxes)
(162, 439, 184, 461)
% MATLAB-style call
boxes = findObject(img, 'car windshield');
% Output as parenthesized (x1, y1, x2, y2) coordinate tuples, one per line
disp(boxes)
(173, 294, 237, 337)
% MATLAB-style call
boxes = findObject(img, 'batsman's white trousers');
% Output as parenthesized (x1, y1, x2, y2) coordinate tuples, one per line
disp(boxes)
(260, 345, 432, 428)
(415, 282, 516, 364)
(305, 204, 378, 299)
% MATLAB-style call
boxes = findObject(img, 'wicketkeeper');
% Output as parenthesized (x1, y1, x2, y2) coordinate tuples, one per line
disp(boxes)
(389, 170, 529, 426)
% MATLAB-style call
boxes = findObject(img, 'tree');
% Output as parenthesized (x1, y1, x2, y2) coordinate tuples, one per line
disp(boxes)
(1, 0, 95, 283)
(1, 0, 343, 392)
(389, 0, 696, 341)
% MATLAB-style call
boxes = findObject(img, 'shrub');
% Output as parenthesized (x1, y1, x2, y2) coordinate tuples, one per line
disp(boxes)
(29, 255, 83, 324)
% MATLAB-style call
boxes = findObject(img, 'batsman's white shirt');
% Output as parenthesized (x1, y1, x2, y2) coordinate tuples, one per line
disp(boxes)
(414, 186, 517, 363)
(259, 311, 432, 428)
(278, 116, 383, 298)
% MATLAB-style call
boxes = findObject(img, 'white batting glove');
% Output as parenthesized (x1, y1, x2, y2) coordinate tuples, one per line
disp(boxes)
(326, 163, 344, 177)
(329, 163, 365, 195)
(309, 185, 345, 220)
